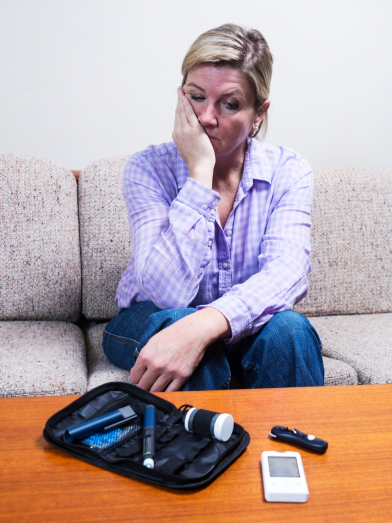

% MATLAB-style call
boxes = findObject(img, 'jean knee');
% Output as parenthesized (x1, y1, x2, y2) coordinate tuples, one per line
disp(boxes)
(102, 305, 148, 371)
(102, 326, 140, 371)
(268, 311, 321, 347)
(242, 311, 324, 388)
(270, 310, 307, 329)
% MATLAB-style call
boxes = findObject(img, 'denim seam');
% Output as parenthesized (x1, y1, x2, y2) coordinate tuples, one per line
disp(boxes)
(242, 359, 260, 372)
(221, 374, 231, 390)
(103, 328, 140, 347)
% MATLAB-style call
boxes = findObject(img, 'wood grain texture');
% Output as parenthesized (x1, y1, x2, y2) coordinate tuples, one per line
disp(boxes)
(1, 385, 391, 523)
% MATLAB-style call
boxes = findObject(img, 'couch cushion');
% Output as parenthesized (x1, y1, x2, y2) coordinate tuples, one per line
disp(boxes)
(294, 167, 392, 317)
(78, 156, 132, 320)
(0, 321, 87, 397)
(323, 356, 358, 386)
(0, 154, 81, 321)
(309, 313, 392, 384)
(85, 322, 130, 391)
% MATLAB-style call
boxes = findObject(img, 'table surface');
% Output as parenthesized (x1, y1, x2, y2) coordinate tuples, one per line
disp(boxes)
(1, 385, 392, 523)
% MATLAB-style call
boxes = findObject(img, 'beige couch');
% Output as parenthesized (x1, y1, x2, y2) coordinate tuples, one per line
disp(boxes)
(1, 153, 391, 397)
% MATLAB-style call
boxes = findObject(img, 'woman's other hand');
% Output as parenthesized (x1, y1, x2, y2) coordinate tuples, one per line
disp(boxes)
(129, 307, 231, 392)
(172, 87, 215, 189)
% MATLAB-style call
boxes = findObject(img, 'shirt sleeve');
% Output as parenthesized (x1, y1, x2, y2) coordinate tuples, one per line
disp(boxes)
(122, 154, 221, 309)
(197, 158, 314, 344)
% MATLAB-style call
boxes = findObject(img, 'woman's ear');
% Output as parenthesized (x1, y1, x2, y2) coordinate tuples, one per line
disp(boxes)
(254, 99, 270, 127)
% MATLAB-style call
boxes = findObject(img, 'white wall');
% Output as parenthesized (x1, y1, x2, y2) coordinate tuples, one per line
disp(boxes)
(1, 0, 391, 170)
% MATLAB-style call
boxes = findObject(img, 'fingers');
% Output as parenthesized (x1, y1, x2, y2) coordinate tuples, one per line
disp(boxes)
(137, 367, 164, 392)
(177, 87, 199, 128)
(130, 350, 178, 392)
(135, 373, 185, 393)
(149, 374, 174, 393)
(129, 358, 147, 385)
(181, 91, 199, 127)
(165, 378, 186, 392)
(177, 94, 189, 128)
(174, 95, 181, 130)
(130, 357, 187, 393)
(173, 90, 187, 143)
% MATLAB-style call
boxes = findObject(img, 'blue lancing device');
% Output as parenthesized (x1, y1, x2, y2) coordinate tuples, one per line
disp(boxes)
(63, 406, 137, 443)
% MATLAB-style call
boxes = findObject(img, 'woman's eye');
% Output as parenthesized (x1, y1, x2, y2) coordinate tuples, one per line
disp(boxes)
(226, 102, 239, 111)
(190, 95, 204, 102)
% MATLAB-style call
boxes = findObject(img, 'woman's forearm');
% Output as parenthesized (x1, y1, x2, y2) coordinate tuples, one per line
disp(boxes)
(129, 306, 232, 392)
(125, 161, 221, 310)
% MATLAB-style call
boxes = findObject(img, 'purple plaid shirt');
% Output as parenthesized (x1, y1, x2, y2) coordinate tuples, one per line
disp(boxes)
(116, 138, 313, 344)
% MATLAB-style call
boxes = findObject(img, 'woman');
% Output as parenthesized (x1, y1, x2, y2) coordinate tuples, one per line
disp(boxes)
(103, 24, 324, 392)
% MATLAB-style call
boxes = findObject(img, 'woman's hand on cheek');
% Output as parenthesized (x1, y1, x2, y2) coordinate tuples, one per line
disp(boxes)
(172, 87, 215, 188)
(129, 314, 209, 392)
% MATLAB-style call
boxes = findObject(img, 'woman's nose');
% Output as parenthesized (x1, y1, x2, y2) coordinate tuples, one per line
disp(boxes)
(198, 103, 218, 127)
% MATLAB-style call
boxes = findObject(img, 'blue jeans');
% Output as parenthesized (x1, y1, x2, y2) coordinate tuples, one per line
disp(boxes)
(102, 302, 324, 391)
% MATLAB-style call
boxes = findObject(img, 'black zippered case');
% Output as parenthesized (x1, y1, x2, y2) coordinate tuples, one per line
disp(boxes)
(43, 382, 250, 489)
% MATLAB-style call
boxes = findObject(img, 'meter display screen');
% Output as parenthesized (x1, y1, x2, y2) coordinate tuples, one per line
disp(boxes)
(268, 456, 300, 477)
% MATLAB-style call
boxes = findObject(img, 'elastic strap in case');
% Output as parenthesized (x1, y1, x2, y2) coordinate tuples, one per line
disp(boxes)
(158, 437, 211, 475)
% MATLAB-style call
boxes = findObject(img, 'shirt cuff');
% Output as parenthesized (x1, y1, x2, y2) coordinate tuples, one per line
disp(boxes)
(196, 294, 253, 344)
(177, 177, 221, 222)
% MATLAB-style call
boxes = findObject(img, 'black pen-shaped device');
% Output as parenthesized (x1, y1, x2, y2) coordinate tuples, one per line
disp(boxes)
(63, 406, 137, 443)
(143, 405, 156, 469)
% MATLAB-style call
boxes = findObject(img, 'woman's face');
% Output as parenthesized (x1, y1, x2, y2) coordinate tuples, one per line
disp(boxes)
(183, 64, 269, 158)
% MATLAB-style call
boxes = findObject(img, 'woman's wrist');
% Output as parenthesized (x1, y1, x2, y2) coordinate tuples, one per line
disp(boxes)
(188, 165, 214, 189)
(194, 307, 232, 344)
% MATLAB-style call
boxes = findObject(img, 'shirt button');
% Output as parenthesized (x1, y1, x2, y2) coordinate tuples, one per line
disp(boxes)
(222, 263, 228, 269)
(214, 198, 219, 205)
(210, 208, 215, 214)
(226, 230, 232, 236)
(208, 240, 212, 247)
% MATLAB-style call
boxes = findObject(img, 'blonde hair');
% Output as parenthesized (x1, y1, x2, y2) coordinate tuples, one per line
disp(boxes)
(181, 24, 273, 139)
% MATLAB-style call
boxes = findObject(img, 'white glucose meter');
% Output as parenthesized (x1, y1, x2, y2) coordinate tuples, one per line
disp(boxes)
(261, 450, 309, 503)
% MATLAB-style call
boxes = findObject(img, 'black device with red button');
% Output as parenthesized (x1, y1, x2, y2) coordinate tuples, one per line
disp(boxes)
(270, 426, 328, 454)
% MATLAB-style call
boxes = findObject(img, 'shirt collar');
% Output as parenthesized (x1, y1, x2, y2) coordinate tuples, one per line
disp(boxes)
(242, 138, 272, 188)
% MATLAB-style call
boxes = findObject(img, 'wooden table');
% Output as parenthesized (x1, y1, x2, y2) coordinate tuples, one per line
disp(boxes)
(1, 385, 392, 523)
